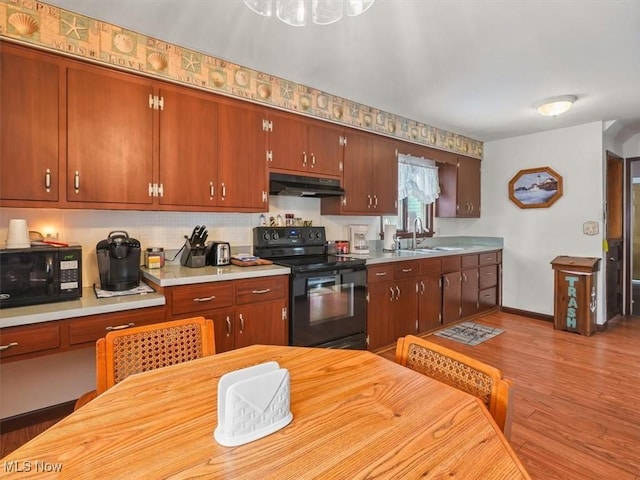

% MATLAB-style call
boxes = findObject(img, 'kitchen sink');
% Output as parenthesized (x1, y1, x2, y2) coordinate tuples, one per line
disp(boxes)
(400, 246, 466, 254)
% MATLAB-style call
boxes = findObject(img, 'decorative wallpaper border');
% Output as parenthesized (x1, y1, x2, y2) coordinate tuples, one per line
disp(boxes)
(0, 0, 483, 159)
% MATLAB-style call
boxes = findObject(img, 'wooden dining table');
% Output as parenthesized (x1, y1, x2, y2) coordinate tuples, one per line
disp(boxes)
(2, 345, 531, 479)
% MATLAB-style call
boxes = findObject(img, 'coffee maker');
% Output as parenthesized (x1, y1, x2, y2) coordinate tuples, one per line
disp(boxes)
(96, 231, 141, 291)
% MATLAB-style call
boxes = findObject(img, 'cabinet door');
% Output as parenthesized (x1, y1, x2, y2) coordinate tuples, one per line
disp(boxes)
(217, 101, 268, 210)
(393, 279, 418, 339)
(235, 301, 287, 349)
(371, 136, 398, 213)
(418, 273, 442, 332)
(158, 86, 218, 207)
(461, 267, 479, 318)
(366, 282, 395, 350)
(268, 111, 307, 172)
(1, 47, 60, 202)
(341, 131, 372, 213)
(67, 66, 154, 205)
(457, 156, 481, 217)
(211, 309, 235, 353)
(307, 122, 343, 177)
(442, 271, 462, 325)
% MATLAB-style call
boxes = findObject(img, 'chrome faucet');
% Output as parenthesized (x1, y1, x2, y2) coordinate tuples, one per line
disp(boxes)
(413, 217, 423, 250)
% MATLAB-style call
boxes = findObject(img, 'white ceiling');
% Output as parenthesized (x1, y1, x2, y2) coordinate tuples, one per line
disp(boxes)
(45, 0, 640, 143)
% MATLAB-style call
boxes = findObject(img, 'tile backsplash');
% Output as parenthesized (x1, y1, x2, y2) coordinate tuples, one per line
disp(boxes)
(1, 197, 380, 287)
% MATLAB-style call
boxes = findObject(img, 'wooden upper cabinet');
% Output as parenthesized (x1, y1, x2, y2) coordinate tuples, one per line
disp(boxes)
(436, 155, 481, 218)
(0, 45, 60, 203)
(268, 111, 343, 178)
(371, 135, 398, 213)
(66, 65, 154, 206)
(322, 130, 397, 215)
(217, 101, 268, 211)
(158, 86, 218, 207)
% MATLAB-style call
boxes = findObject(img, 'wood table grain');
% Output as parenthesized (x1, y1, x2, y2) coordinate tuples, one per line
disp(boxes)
(1, 345, 531, 479)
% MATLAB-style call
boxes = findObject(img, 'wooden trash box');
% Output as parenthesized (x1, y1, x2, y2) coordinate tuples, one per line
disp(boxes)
(550, 256, 601, 336)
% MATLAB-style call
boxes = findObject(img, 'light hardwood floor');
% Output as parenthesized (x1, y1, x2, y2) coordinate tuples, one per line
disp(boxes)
(3, 312, 640, 479)
(378, 312, 640, 480)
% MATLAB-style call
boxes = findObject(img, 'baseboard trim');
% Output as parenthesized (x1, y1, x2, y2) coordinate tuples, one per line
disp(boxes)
(1, 401, 75, 433)
(501, 306, 553, 322)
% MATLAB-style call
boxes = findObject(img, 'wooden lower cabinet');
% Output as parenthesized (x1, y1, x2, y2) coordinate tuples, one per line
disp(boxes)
(417, 258, 443, 332)
(0, 306, 165, 363)
(166, 275, 289, 353)
(366, 261, 419, 350)
(442, 251, 501, 325)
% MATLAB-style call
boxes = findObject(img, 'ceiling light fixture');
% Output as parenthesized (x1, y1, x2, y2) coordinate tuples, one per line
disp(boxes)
(243, 0, 375, 27)
(535, 95, 577, 117)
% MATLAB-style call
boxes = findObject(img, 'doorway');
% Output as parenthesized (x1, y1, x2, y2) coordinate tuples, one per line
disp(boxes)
(628, 157, 640, 316)
(606, 151, 624, 319)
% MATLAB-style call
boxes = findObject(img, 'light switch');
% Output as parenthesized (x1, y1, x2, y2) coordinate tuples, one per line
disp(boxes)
(583, 221, 599, 236)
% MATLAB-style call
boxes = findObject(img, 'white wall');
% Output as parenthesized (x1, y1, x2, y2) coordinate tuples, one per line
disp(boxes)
(623, 133, 640, 158)
(437, 122, 605, 322)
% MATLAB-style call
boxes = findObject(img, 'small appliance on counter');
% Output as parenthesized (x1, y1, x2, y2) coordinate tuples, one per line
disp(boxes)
(0, 245, 82, 308)
(383, 224, 397, 252)
(180, 225, 208, 268)
(5, 219, 30, 249)
(349, 225, 369, 255)
(96, 231, 141, 291)
(206, 241, 231, 266)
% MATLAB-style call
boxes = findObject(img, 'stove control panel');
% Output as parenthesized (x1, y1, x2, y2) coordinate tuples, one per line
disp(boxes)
(254, 226, 326, 247)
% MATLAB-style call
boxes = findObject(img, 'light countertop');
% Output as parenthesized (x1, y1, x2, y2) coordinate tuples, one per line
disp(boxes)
(141, 263, 291, 287)
(0, 286, 165, 329)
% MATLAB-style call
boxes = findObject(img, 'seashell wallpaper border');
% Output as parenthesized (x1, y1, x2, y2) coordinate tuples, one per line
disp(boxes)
(0, 0, 483, 159)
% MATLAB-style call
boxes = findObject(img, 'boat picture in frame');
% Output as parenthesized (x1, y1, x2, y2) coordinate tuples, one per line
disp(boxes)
(508, 166, 563, 209)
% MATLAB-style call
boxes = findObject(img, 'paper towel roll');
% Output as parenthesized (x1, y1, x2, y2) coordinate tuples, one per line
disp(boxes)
(383, 224, 397, 251)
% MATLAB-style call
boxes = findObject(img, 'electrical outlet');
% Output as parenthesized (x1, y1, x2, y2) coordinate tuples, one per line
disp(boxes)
(45, 232, 59, 240)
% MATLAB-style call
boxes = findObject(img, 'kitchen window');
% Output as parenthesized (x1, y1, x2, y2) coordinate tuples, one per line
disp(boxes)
(382, 153, 439, 238)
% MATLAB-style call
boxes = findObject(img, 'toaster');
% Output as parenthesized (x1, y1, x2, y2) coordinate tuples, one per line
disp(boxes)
(206, 241, 231, 266)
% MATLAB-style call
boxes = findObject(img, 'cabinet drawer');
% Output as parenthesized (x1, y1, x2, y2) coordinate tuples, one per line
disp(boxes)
(419, 258, 442, 275)
(235, 276, 287, 305)
(68, 306, 165, 345)
(171, 282, 234, 315)
(479, 287, 498, 310)
(394, 260, 419, 279)
(442, 256, 461, 273)
(478, 265, 498, 290)
(0, 323, 60, 360)
(367, 264, 395, 284)
(461, 254, 479, 268)
(479, 251, 499, 266)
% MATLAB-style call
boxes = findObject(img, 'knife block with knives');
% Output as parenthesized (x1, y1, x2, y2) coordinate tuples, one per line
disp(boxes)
(180, 225, 208, 268)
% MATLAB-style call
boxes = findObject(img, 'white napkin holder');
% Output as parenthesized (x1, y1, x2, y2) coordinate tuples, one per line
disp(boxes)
(214, 361, 293, 447)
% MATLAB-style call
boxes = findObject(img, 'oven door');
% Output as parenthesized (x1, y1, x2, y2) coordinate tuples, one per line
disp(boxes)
(290, 267, 366, 348)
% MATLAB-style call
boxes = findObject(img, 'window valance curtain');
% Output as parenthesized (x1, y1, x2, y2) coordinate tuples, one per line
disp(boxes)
(398, 153, 440, 204)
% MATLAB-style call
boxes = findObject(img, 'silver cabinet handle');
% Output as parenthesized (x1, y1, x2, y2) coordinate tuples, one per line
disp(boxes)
(239, 313, 245, 332)
(395, 286, 400, 300)
(311, 153, 316, 167)
(389, 287, 394, 302)
(367, 195, 372, 208)
(402, 268, 412, 273)
(252, 288, 271, 294)
(193, 296, 215, 302)
(462, 273, 467, 283)
(444, 277, 450, 288)
(226, 316, 232, 337)
(0, 342, 18, 352)
(45, 168, 51, 192)
(373, 195, 378, 208)
(210, 182, 215, 198)
(375, 272, 387, 276)
(106, 323, 135, 331)
(420, 281, 425, 294)
(74, 170, 80, 193)
(303, 151, 307, 166)
(221, 183, 226, 199)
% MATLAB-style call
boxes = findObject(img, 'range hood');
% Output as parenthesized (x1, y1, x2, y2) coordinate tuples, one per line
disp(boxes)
(269, 173, 345, 197)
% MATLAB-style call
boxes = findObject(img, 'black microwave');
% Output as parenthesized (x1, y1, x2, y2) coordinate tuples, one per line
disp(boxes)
(0, 246, 82, 308)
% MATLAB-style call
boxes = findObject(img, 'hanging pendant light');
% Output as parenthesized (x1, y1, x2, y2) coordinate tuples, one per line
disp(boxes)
(243, 0, 374, 26)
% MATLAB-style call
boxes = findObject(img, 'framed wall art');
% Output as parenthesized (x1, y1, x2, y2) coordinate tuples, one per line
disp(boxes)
(508, 166, 563, 209)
